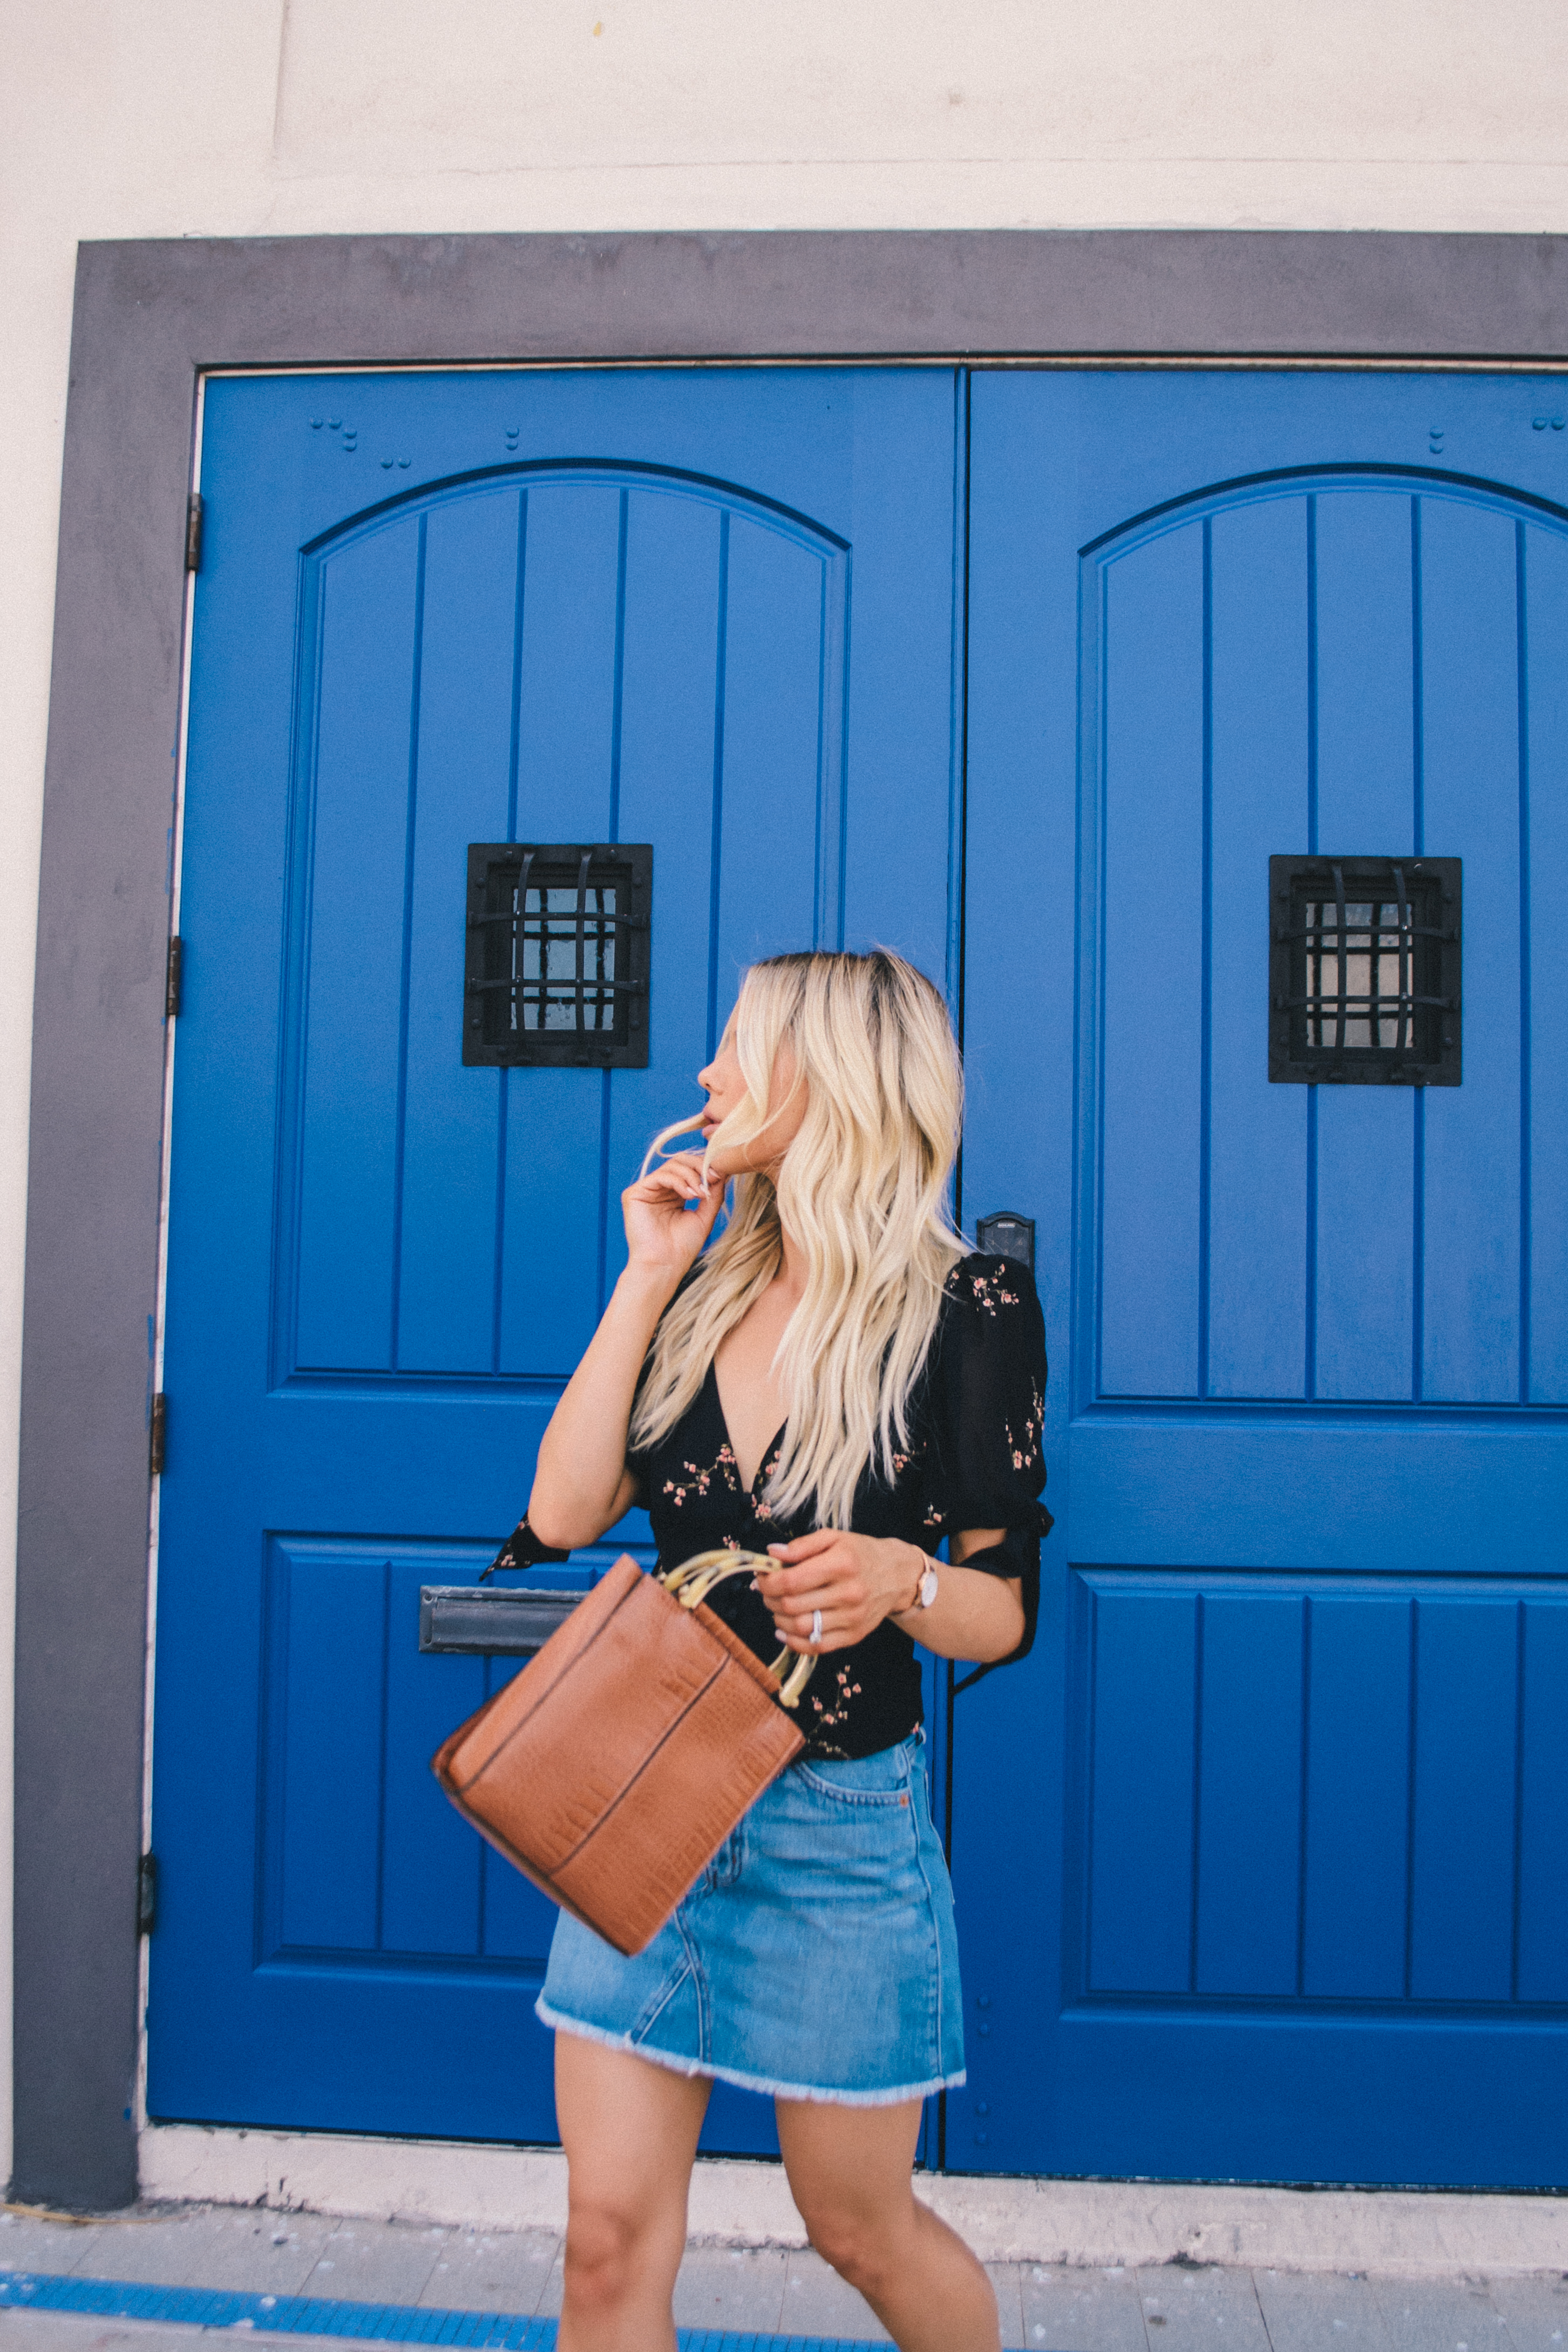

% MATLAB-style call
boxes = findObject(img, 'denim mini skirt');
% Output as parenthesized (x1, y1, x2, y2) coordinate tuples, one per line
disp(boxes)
(536, 1730, 965, 2106)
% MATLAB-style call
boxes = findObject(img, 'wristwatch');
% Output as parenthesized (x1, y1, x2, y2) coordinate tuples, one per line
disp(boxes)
(909, 1553, 940, 1611)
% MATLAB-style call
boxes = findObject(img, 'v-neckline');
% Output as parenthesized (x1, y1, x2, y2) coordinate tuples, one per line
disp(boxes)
(708, 1361, 787, 1500)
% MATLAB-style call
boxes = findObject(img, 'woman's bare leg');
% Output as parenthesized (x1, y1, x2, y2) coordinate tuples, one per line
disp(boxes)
(554, 2032, 711, 2352)
(775, 2096, 999, 2352)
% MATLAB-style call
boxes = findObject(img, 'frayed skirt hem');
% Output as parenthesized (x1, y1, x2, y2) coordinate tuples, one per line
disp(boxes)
(536, 1997, 966, 2107)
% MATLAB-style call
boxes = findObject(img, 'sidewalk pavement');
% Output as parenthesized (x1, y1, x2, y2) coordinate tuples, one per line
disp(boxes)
(0, 2199, 1563, 2351)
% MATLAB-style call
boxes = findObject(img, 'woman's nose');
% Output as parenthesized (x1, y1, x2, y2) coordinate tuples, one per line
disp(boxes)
(696, 1064, 714, 1093)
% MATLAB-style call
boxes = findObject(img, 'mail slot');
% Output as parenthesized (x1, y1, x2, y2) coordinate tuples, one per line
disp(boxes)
(418, 1585, 583, 1656)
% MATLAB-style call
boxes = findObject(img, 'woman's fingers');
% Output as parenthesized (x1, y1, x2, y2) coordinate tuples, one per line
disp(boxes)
(764, 1591, 846, 1632)
(626, 1158, 715, 1208)
(772, 1598, 844, 1630)
(764, 1529, 840, 1564)
(754, 1563, 857, 1613)
(780, 1617, 856, 1654)
(754, 1560, 849, 1597)
(627, 1151, 711, 1185)
(755, 1564, 870, 1649)
(757, 1542, 851, 1596)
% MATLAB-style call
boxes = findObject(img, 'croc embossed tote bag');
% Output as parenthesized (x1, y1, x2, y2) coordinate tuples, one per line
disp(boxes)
(432, 1550, 814, 1956)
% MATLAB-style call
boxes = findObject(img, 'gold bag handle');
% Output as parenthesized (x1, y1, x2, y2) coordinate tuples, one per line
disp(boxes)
(662, 1548, 816, 1711)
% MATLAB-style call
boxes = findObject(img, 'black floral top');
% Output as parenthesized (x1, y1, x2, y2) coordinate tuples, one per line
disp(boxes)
(626, 1252, 1051, 1761)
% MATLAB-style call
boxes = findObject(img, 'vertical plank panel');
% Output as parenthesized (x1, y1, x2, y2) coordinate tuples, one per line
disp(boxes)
(1301, 1591, 1410, 1997)
(1098, 526, 1205, 1397)
(1313, 492, 1417, 1401)
(378, 1560, 486, 1956)
(498, 485, 623, 1375)
(715, 517, 827, 986)
(841, 371, 956, 973)
(1524, 526, 1568, 1399)
(396, 491, 520, 1372)
(1194, 1592, 1303, 1995)
(1516, 1595, 1568, 2001)
(295, 525, 421, 1370)
(1085, 1589, 1196, 1992)
(1420, 500, 1521, 1404)
(274, 1551, 386, 1952)
(513, 482, 625, 819)
(602, 491, 723, 1300)
(1408, 1596, 1516, 2000)
(1207, 498, 1310, 1399)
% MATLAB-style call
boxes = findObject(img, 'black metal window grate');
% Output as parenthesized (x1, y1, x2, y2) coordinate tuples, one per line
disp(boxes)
(463, 842, 652, 1068)
(1268, 856, 1461, 1086)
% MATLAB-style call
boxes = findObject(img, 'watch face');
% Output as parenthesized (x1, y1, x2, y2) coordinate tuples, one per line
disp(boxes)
(919, 1566, 940, 1609)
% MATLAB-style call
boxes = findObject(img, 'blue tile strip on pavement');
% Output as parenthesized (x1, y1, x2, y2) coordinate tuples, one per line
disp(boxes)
(0, 2269, 897, 2352)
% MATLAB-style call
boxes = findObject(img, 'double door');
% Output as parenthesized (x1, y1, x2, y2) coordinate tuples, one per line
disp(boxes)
(151, 364, 1568, 2183)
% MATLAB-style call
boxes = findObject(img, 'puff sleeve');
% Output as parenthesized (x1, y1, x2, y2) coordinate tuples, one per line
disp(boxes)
(919, 1254, 1053, 1672)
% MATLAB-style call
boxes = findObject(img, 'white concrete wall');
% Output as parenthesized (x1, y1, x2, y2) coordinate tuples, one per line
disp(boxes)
(3, 0, 1566, 2194)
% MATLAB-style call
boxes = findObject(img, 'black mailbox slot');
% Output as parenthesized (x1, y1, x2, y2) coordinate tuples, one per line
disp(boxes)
(418, 1586, 583, 1656)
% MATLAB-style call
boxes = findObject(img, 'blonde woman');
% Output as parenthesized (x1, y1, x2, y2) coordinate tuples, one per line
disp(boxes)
(515, 949, 1050, 2352)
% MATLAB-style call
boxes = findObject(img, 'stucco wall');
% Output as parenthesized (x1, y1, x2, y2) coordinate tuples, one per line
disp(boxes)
(3, 0, 1566, 2198)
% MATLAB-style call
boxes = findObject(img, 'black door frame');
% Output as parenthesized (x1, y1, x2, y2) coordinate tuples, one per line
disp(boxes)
(20, 228, 1568, 2208)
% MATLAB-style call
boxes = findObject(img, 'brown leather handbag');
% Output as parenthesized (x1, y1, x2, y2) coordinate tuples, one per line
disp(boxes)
(431, 1550, 814, 1956)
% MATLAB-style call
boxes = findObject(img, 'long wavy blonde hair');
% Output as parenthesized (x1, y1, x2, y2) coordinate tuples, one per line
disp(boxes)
(629, 949, 966, 1531)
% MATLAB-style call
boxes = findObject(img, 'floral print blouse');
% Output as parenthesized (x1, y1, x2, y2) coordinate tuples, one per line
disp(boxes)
(626, 1252, 1051, 1761)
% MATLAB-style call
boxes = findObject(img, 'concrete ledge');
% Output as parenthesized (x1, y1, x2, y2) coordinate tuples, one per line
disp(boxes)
(139, 2125, 1568, 2277)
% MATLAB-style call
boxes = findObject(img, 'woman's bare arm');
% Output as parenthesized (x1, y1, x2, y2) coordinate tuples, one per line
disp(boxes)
(526, 1153, 723, 1549)
(888, 1527, 1024, 1664)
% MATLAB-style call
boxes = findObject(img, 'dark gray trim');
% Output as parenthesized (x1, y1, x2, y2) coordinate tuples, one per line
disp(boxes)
(50, 231, 1568, 369)
(19, 228, 1568, 2211)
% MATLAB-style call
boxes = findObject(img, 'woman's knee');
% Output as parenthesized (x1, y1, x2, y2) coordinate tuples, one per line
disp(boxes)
(796, 2195, 910, 2292)
(564, 2194, 679, 2312)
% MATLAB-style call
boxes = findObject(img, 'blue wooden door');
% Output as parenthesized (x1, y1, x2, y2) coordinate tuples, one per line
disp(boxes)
(149, 368, 964, 2146)
(955, 371, 1568, 2186)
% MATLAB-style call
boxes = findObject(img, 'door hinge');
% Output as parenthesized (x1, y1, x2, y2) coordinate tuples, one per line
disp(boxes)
(138, 1852, 158, 1936)
(150, 1393, 167, 1477)
(185, 492, 203, 574)
(165, 934, 183, 1020)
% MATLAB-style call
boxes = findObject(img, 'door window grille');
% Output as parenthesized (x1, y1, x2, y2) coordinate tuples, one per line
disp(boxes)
(1268, 856, 1461, 1086)
(463, 843, 652, 1067)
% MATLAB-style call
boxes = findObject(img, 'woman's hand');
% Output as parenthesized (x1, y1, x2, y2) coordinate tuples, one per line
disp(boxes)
(621, 1151, 725, 1280)
(755, 1527, 1027, 1666)
(754, 1531, 921, 1653)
